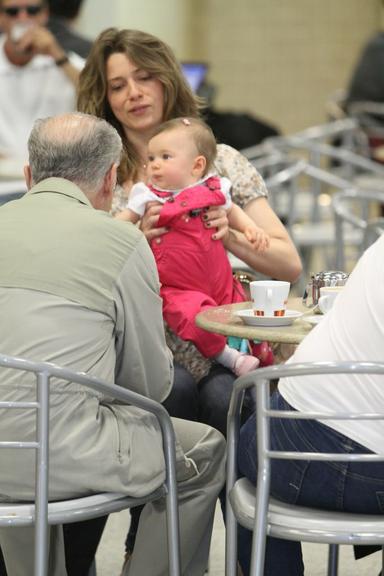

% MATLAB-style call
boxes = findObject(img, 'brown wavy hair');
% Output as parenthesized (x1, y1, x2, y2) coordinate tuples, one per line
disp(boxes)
(77, 28, 202, 184)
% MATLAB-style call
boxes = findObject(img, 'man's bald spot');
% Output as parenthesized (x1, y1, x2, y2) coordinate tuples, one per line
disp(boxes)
(38, 113, 98, 146)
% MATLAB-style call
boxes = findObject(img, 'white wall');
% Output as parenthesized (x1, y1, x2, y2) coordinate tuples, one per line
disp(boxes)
(76, 0, 188, 57)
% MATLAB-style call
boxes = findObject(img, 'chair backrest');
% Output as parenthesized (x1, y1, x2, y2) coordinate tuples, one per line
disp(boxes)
(0, 353, 180, 576)
(226, 360, 384, 575)
(347, 100, 384, 137)
(332, 188, 384, 269)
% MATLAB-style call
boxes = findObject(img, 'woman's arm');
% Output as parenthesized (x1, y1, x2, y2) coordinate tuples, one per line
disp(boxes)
(212, 144, 302, 282)
(224, 196, 302, 282)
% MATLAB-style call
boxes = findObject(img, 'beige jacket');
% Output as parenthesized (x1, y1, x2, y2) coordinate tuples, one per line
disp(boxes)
(0, 178, 174, 500)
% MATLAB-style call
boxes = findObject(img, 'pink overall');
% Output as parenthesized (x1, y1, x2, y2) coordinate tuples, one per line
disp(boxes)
(150, 176, 246, 358)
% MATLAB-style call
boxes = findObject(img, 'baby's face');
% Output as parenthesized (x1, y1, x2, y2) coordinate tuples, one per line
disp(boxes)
(146, 128, 203, 190)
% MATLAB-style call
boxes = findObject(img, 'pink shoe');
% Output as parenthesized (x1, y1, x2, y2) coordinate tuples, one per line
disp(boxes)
(233, 354, 260, 377)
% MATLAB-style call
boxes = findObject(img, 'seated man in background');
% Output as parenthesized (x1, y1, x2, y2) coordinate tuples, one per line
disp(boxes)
(237, 233, 384, 575)
(0, 112, 226, 576)
(0, 0, 83, 159)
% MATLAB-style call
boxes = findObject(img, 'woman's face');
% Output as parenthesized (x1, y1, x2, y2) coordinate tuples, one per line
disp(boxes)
(106, 52, 165, 141)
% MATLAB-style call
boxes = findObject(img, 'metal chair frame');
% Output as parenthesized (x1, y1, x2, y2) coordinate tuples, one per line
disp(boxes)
(332, 188, 384, 270)
(0, 354, 181, 576)
(226, 360, 384, 576)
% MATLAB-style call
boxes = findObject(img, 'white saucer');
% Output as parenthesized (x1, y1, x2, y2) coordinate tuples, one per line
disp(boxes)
(235, 309, 303, 327)
(304, 314, 324, 326)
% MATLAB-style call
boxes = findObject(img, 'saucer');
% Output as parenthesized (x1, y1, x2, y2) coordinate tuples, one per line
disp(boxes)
(235, 309, 303, 327)
(304, 314, 324, 326)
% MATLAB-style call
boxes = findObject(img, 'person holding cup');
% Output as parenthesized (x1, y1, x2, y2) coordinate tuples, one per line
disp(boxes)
(0, 0, 83, 159)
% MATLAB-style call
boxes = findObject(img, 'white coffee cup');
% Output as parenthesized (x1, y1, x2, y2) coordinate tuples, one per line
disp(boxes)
(318, 286, 343, 314)
(250, 280, 290, 317)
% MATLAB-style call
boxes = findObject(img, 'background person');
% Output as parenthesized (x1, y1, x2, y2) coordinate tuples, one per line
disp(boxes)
(122, 116, 270, 377)
(0, 112, 226, 576)
(0, 0, 83, 159)
(237, 233, 384, 575)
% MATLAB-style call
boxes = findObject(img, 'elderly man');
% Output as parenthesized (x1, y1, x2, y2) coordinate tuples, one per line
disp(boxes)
(0, 112, 226, 576)
(0, 0, 83, 159)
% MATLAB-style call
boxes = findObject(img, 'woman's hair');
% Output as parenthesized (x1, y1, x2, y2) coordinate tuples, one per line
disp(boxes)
(152, 117, 217, 175)
(77, 28, 202, 184)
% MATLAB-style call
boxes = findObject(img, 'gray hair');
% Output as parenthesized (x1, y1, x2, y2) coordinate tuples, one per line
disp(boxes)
(27, 112, 122, 194)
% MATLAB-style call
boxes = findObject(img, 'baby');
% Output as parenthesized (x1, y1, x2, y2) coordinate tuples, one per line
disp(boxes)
(121, 117, 270, 377)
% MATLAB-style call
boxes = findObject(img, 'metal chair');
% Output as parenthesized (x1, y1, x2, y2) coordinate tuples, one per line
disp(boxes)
(0, 353, 181, 576)
(332, 188, 384, 270)
(242, 121, 384, 284)
(226, 360, 384, 576)
(260, 160, 362, 287)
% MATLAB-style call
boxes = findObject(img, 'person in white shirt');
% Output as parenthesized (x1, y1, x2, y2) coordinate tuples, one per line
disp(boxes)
(238, 234, 384, 575)
(0, 0, 83, 160)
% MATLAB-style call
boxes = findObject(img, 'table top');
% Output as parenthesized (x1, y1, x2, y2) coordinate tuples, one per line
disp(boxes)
(195, 297, 315, 345)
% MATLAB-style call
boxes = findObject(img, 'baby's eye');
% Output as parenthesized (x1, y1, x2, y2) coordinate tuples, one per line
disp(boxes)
(147, 155, 155, 162)
(162, 153, 171, 160)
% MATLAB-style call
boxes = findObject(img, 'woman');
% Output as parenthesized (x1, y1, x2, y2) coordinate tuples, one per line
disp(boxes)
(76, 27, 302, 570)
(78, 27, 302, 430)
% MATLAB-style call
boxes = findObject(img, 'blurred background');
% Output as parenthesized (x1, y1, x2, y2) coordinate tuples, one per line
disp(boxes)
(76, 0, 383, 135)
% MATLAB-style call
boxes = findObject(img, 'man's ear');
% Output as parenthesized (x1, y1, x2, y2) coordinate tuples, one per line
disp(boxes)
(95, 163, 118, 211)
(192, 155, 207, 177)
(24, 164, 32, 190)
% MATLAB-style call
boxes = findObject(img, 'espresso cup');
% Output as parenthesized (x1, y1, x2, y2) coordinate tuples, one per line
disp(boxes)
(250, 280, 290, 317)
(318, 286, 343, 314)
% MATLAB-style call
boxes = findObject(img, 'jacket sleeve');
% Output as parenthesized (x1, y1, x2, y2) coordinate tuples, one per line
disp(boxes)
(113, 233, 174, 402)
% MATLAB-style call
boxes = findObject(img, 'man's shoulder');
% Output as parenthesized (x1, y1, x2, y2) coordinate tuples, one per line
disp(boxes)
(87, 208, 147, 261)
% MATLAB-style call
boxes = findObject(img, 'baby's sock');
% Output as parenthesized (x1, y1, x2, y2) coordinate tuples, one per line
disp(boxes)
(214, 345, 260, 377)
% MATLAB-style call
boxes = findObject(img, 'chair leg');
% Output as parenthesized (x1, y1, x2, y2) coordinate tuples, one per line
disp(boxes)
(88, 559, 97, 576)
(327, 544, 339, 576)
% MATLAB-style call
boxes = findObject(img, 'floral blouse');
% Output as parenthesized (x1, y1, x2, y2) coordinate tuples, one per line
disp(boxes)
(112, 143, 269, 381)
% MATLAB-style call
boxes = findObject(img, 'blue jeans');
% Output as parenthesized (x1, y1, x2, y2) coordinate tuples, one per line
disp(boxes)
(237, 390, 384, 576)
(199, 364, 255, 436)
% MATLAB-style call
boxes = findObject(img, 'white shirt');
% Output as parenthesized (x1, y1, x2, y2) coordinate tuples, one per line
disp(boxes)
(0, 36, 83, 160)
(279, 235, 384, 454)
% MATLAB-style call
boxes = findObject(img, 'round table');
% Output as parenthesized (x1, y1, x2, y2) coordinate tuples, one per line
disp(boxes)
(195, 297, 315, 346)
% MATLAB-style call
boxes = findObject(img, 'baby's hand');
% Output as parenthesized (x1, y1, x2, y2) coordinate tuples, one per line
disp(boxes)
(244, 226, 270, 252)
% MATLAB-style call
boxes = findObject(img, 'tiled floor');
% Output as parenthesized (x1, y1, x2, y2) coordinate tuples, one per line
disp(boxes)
(95, 504, 382, 575)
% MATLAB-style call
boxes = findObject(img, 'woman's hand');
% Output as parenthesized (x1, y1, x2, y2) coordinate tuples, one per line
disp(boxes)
(202, 206, 229, 241)
(139, 201, 168, 242)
